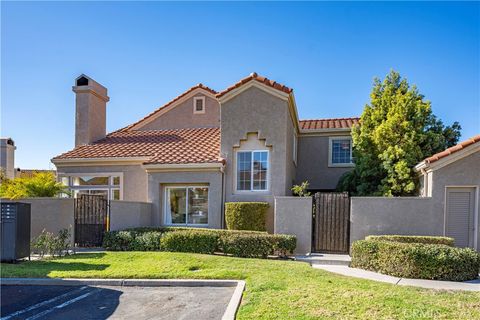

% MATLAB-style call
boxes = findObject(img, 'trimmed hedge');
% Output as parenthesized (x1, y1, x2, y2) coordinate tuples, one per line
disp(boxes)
(161, 230, 218, 254)
(102, 227, 296, 258)
(225, 202, 269, 231)
(351, 239, 480, 281)
(365, 235, 454, 246)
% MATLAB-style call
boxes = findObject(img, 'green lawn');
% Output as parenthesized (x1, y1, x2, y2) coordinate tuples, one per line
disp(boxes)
(2, 252, 479, 319)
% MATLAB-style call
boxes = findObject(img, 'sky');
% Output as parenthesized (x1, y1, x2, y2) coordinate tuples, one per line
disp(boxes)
(1, 1, 479, 170)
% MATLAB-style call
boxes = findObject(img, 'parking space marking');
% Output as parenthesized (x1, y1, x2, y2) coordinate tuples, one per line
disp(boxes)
(1, 286, 88, 320)
(24, 288, 98, 320)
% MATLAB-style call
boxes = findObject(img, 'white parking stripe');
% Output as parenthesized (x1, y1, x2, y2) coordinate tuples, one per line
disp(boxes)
(24, 289, 98, 320)
(1, 286, 88, 320)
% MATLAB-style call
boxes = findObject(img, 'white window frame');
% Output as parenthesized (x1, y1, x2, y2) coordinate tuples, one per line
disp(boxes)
(193, 96, 206, 114)
(164, 185, 209, 227)
(235, 150, 270, 192)
(328, 136, 354, 167)
(58, 172, 124, 200)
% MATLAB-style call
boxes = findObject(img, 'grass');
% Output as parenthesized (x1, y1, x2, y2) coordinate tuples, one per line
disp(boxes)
(2, 252, 480, 319)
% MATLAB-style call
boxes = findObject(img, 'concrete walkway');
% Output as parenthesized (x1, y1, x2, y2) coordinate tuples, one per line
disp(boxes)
(313, 264, 480, 291)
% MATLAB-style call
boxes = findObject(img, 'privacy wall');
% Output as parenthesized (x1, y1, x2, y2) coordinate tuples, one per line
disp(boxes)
(350, 197, 441, 244)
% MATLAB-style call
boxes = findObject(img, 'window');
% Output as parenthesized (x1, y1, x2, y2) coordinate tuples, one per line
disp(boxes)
(61, 174, 122, 200)
(193, 96, 205, 114)
(236, 151, 269, 191)
(165, 186, 208, 225)
(293, 133, 297, 165)
(328, 137, 354, 167)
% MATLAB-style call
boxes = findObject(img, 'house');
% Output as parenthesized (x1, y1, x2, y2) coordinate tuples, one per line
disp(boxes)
(0, 138, 16, 179)
(52, 73, 358, 232)
(415, 135, 480, 250)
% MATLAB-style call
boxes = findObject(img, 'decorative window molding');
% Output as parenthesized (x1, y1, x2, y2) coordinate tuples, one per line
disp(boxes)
(193, 96, 206, 114)
(328, 136, 354, 167)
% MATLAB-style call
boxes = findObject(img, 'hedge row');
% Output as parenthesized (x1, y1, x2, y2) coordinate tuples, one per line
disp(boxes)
(365, 235, 455, 246)
(351, 239, 480, 281)
(103, 227, 296, 258)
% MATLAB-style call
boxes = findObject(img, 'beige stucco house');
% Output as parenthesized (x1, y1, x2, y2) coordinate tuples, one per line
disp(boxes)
(52, 73, 358, 232)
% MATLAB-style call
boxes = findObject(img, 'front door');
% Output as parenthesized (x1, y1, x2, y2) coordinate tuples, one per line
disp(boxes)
(445, 187, 476, 248)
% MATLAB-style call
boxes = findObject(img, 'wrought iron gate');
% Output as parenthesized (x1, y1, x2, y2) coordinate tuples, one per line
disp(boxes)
(74, 195, 109, 247)
(313, 192, 350, 253)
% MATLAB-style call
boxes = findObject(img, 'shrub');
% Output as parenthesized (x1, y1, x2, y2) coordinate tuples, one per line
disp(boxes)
(102, 227, 297, 259)
(103, 230, 136, 251)
(161, 230, 218, 254)
(365, 235, 454, 246)
(225, 202, 269, 231)
(351, 239, 480, 281)
(221, 233, 273, 258)
(31, 228, 71, 258)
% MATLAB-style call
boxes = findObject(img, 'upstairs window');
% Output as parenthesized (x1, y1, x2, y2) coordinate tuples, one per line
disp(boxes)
(193, 96, 205, 114)
(236, 151, 269, 191)
(329, 137, 354, 167)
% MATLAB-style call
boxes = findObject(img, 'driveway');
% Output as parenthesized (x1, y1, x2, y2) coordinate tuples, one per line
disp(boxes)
(1, 285, 235, 320)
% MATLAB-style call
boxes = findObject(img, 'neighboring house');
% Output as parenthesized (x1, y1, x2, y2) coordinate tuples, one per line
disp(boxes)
(52, 73, 358, 232)
(415, 135, 480, 250)
(0, 138, 16, 179)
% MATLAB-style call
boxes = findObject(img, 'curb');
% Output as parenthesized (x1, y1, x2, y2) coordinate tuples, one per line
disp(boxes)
(1, 278, 245, 320)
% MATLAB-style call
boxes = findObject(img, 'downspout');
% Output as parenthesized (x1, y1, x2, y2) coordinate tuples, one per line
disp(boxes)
(220, 161, 226, 229)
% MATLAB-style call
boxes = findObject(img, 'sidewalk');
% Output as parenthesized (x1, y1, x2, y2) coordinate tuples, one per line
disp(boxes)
(313, 264, 480, 291)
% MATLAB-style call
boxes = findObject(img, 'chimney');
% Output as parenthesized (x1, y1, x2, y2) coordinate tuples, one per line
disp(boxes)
(0, 138, 16, 179)
(73, 74, 110, 147)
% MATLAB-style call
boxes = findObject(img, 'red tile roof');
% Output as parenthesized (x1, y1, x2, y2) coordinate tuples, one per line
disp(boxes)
(216, 72, 293, 98)
(53, 127, 221, 165)
(121, 84, 217, 132)
(299, 117, 360, 130)
(424, 134, 480, 164)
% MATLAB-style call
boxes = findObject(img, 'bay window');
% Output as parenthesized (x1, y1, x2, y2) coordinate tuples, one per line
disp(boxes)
(165, 186, 209, 226)
(236, 150, 269, 191)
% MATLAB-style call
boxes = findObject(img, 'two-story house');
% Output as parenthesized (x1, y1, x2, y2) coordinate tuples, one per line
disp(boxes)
(52, 73, 359, 232)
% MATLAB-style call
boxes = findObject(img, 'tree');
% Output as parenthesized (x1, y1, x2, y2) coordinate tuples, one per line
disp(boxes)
(0, 172, 68, 199)
(337, 70, 461, 196)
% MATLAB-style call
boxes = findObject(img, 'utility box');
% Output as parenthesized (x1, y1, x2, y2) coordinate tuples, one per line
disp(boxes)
(0, 202, 31, 262)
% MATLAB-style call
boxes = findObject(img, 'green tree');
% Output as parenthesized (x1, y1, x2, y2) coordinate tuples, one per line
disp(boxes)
(337, 70, 461, 196)
(0, 172, 68, 199)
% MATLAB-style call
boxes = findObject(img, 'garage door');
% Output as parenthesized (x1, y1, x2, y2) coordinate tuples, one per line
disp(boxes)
(445, 187, 476, 248)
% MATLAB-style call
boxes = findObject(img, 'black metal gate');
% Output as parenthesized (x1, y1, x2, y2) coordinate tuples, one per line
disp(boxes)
(313, 192, 350, 253)
(74, 195, 109, 247)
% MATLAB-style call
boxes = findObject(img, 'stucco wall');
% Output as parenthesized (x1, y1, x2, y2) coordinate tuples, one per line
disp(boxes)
(274, 196, 312, 254)
(138, 94, 220, 130)
(109, 200, 153, 231)
(350, 197, 440, 244)
(17, 198, 75, 246)
(296, 135, 353, 190)
(429, 151, 480, 250)
(220, 86, 291, 232)
(147, 170, 223, 228)
(56, 164, 148, 202)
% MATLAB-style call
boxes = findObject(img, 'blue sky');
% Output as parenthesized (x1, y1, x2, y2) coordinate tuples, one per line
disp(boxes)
(2, 1, 479, 169)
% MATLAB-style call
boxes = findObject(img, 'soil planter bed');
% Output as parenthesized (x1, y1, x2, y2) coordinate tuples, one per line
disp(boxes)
(351, 235, 480, 281)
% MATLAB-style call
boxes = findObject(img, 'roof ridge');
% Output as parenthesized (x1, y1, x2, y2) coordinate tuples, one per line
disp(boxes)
(216, 72, 293, 98)
(121, 84, 217, 132)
